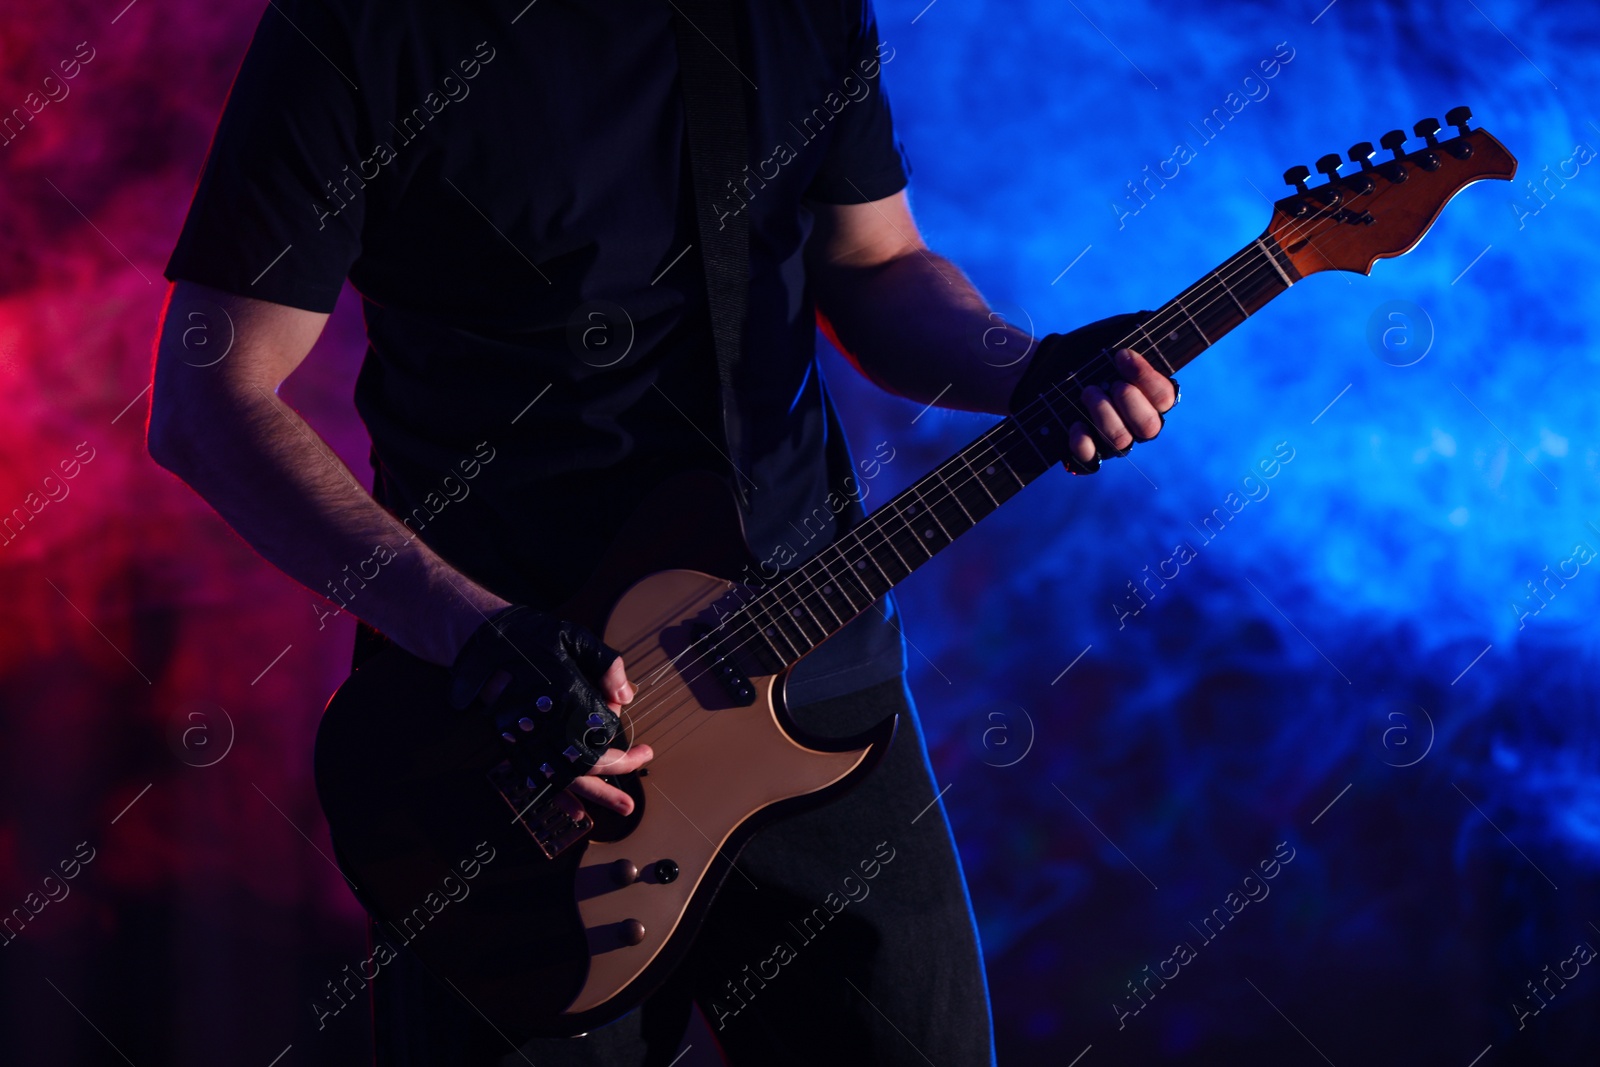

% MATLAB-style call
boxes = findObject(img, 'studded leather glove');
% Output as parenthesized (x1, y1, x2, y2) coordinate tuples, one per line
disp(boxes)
(448, 605, 624, 788)
(1008, 311, 1176, 474)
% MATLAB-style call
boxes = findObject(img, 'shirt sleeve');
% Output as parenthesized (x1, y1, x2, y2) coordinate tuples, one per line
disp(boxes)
(803, 0, 912, 205)
(165, 0, 366, 313)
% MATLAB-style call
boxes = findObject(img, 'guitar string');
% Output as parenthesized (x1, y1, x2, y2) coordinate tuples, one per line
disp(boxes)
(610, 227, 1320, 749)
(600, 174, 1403, 747)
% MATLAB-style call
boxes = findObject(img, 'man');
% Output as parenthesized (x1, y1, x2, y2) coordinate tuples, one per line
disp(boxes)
(148, 1, 1174, 1063)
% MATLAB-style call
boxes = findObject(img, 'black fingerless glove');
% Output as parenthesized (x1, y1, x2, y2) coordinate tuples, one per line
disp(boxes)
(1007, 310, 1173, 475)
(448, 605, 624, 788)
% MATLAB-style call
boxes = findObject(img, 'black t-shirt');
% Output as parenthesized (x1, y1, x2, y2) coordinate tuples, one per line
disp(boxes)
(166, 0, 910, 705)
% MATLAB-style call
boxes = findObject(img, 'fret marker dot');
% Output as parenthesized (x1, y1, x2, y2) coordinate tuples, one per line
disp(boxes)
(792, 608, 803, 617)
(923, 529, 934, 539)
(856, 560, 867, 570)
(766, 627, 776, 636)
(985, 466, 995, 475)
(823, 585, 833, 595)
(1039, 426, 1049, 435)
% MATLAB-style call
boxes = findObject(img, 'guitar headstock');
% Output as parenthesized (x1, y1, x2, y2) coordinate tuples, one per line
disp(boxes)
(1268, 107, 1517, 278)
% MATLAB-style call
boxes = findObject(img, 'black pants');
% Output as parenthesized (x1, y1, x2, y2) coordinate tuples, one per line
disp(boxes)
(368, 676, 995, 1066)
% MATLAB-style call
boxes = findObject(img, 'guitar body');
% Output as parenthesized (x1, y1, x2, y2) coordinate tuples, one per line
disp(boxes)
(314, 472, 896, 1038)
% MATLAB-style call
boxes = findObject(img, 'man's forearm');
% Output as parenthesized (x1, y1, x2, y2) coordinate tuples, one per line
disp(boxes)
(814, 249, 1031, 416)
(151, 386, 506, 664)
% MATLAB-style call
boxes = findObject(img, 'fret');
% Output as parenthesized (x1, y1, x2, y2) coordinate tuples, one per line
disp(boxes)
(1009, 407, 1062, 476)
(959, 452, 1001, 508)
(933, 461, 977, 525)
(889, 495, 947, 556)
(1175, 296, 1211, 345)
(911, 493, 951, 539)
(1134, 321, 1176, 376)
(822, 549, 876, 613)
(1036, 388, 1078, 437)
(799, 568, 846, 629)
(788, 591, 833, 646)
(845, 536, 895, 597)
(1217, 269, 1249, 317)
(755, 606, 804, 663)
(981, 444, 1028, 491)
(816, 553, 863, 614)
(723, 604, 787, 676)
(1254, 236, 1294, 287)
(870, 516, 916, 578)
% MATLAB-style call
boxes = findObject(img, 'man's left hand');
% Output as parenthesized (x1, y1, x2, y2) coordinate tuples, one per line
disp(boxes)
(1067, 347, 1177, 469)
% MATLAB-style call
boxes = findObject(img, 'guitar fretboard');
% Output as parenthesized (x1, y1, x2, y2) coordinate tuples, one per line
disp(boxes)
(733, 233, 1301, 670)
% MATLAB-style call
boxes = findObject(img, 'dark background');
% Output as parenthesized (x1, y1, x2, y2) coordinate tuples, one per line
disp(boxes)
(2, 0, 1596, 1063)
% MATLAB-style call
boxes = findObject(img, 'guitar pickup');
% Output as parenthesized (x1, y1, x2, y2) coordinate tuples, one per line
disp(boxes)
(686, 622, 756, 706)
(487, 759, 593, 860)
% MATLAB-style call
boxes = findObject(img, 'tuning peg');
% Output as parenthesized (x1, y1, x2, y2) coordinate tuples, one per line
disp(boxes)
(1315, 153, 1344, 180)
(1380, 129, 1408, 159)
(1348, 142, 1376, 170)
(1283, 164, 1310, 194)
(1413, 117, 1442, 147)
(1445, 105, 1473, 137)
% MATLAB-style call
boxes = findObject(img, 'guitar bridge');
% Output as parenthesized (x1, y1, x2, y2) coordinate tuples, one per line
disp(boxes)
(487, 759, 593, 860)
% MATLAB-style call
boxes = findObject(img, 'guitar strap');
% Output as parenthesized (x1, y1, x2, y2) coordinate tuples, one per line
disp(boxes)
(670, 0, 753, 508)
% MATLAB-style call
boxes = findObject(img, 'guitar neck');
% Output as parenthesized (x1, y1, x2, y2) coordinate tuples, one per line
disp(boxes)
(738, 232, 1302, 670)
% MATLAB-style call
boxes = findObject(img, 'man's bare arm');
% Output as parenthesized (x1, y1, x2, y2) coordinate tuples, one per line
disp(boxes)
(807, 191, 1173, 465)
(147, 281, 505, 665)
(147, 281, 648, 813)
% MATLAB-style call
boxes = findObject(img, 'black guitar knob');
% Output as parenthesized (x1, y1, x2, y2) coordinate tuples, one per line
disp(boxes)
(1445, 105, 1473, 136)
(1348, 142, 1376, 170)
(652, 858, 680, 884)
(1380, 129, 1408, 159)
(1413, 117, 1442, 147)
(1282, 164, 1310, 193)
(1315, 153, 1344, 180)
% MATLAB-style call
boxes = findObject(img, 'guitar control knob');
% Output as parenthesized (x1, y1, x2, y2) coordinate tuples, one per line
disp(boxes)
(517, 716, 535, 732)
(610, 859, 639, 886)
(619, 919, 646, 946)
(652, 858, 680, 884)
(1348, 142, 1376, 170)
(1413, 117, 1442, 147)
(1379, 129, 1408, 159)
(535, 696, 554, 713)
(1445, 105, 1472, 136)
(1315, 153, 1344, 180)
(1282, 164, 1310, 193)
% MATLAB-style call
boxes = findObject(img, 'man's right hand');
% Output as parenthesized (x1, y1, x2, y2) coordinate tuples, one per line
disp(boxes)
(449, 606, 654, 817)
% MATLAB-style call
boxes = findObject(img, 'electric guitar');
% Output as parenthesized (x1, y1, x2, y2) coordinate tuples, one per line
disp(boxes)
(314, 109, 1516, 1038)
